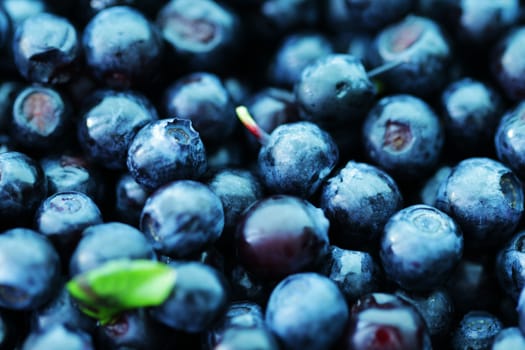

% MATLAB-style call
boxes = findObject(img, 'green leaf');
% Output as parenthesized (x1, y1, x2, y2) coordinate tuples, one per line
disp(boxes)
(66, 259, 176, 324)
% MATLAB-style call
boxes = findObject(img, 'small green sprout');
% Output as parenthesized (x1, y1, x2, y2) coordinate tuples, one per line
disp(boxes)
(66, 259, 176, 325)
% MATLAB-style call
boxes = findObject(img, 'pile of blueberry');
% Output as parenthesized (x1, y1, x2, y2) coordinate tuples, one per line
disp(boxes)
(4, 0, 525, 349)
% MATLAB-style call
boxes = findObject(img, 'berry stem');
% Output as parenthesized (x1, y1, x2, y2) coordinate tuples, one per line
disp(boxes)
(367, 59, 404, 79)
(235, 105, 270, 145)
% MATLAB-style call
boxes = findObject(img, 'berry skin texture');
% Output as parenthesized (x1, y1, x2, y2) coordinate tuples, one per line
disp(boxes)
(21, 324, 94, 350)
(451, 311, 503, 350)
(369, 15, 452, 96)
(77, 89, 158, 170)
(82, 6, 164, 89)
(496, 230, 525, 302)
(435, 157, 524, 251)
(380, 204, 463, 292)
(495, 100, 525, 179)
(140, 180, 225, 258)
(362, 94, 444, 180)
(492, 327, 525, 350)
(12, 12, 79, 84)
(257, 121, 339, 198)
(320, 160, 403, 250)
(295, 54, 376, 129)
(265, 272, 349, 350)
(126, 118, 207, 191)
(236, 195, 330, 281)
(150, 262, 229, 333)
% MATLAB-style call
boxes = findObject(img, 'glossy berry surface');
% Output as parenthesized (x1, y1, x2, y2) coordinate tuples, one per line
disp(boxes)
(78, 89, 158, 170)
(451, 311, 503, 350)
(140, 180, 225, 258)
(69, 222, 155, 276)
(0, 228, 60, 310)
(295, 54, 376, 129)
(380, 204, 463, 291)
(163, 72, 237, 146)
(114, 173, 150, 227)
(82, 6, 164, 89)
(320, 160, 403, 250)
(257, 121, 339, 198)
(236, 195, 329, 281)
(369, 15, 451, 96)
(0, 151, 47, 227)
(126, 118, 207, 191)
(496, 230, 525, 301)
(265, 272, 348, 350)
(319, 246, 382, 303)
(150, 262, 229, 333)
(441, 77, 504, 157)
(492, 327, 525, 350)
(362, 94, 444, 180)
(339, 292, 432, 350)
(435, 157, 524, 251)
(12, 12, 79, 84)
(495, 100, 525, 179)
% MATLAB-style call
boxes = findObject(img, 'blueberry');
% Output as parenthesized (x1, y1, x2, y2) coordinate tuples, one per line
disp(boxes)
(491, 26, 525, 101)
(35, 191, 103, 262)
(492, 327, 525, 350)
(428, 0, 520, 46)
(451, 311, 503, 350)
(114, 173, 150, 227)
(21, 324, 94, 350)
(0, 81, 23, 132)
(163, 72, 237, 146)
(495, 100, 525, 179)
(257, 121, 339, 198)
(0, 151, 47, 228)
(0, 228, 60, 310)
(265, 272, 348, 350)
(268, 32, 334, 88)
(319, 246, 382, 303)
(380, 204, 463, 291)
(82, 6, 164, 89)
(156, 0, 240, 71)
(395, 288, 455, 341)
(127, 118, 207, 191)
(362, 94, 444, 180)
(339, 292, 432, 350)
(435, 157, 524, 251)
(236, 195, 329, 281)
(294, 54, 376, 129)
(243, 87, 298, 152)
(77, 89, 158, 170)
(96, 309, 165, 350)
(207, 168, 263, 240)
(12, 12, 79, 84)
(369, 15, 452, 96)
(320, 160, 403, 250)
(441, 77, 504, 158)
(30, 284, 95, 335)
(496, 230, 525, 301)
(419, 165, 452, 206)
(69, 222, 156, 276)
(40, 154, 103, 203)
(150, 262, 229, 333)
(205, 301, 272, 348)
(140, 180, 224, 258)
(2, 0, 48, 26)
(10, 84, 72, 153)
(0, 4, 10, 52)
(324, 0, 414, 32)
